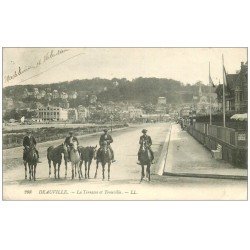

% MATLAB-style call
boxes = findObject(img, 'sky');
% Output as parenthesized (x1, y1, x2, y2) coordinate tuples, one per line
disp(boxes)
(3, 48, 247, 88)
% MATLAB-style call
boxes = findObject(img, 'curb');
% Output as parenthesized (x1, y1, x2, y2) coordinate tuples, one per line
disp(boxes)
(163, 171, 247, 180)
(156, 123, 172, 175)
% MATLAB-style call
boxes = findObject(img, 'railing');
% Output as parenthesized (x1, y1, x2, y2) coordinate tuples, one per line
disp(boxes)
(207, 124, 237, 147)
(194, 123, 206, 134)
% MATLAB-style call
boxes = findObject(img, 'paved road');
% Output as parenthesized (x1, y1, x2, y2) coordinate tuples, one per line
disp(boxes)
(3, 122, 247, 200)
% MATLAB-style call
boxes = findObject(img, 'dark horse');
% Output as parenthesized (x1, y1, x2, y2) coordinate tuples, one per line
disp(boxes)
(24, 146, 38, 181)
(47, 143, 68, 179)
(94, 141, 112, 180)
(138, 140, 153, 182)
(79, 146, 97, 179)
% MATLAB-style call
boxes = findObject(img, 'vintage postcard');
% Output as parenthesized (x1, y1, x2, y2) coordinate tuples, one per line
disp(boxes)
(2, 47, 248, 200)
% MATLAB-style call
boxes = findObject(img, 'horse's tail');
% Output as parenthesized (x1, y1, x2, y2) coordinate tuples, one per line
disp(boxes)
(47, 146, 54, 160)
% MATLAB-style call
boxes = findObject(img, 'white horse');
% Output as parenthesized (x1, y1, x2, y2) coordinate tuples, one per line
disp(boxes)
(70, 141, 81, 179)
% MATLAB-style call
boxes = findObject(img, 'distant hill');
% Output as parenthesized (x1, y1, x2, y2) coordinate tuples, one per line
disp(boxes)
(3, 77, 211, 108)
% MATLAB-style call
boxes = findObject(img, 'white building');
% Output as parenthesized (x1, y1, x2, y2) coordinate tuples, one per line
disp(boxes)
(128, 107, 143, 119)
(77, 105, 90, 122)
(68, 91, 78, 99)
(158, 97, 167, 105)
(60, 92, 68, 99)
(52, 90, 59, 99)
(38, 106, 68, 121)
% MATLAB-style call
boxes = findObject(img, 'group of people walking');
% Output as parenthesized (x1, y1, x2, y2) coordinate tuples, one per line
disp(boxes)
(23, 128, 154, 165)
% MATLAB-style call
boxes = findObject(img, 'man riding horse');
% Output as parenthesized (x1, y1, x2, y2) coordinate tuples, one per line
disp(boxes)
(137, 129, 154, 165)
(23, 130, 41, 163)
(64, 131, 80, 161)
(98, 128, 115, 162)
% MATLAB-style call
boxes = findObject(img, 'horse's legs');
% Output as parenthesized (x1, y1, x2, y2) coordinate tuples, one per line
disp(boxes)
(71, 163, 74, 179)
(33, 164, 36, 181)
(28, 163, 32, 180)
(102, 164, 105, 181)
(87, 160, 91, 179)
(64, 159, 67, 179)
(24, 162, 27, 179)
(140, 165, 145, 182)
(79, 161, 83, 178)
(146, 164, 151, 181)
(78, 163, 81, 180)
(108, 162, 111, 181)
(84, 161, 87, 179)
(58, 163, 61, 179)
(75, 164, 77, 178)
(48, 160, 52, 178)
(94, 161, 99, 178)
(53, 162, 57, 179)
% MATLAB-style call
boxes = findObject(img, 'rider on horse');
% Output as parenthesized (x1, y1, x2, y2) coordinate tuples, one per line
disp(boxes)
(64, 131, 80, 161)
(23, 130, 41, 163)
(98, 128, 116, 162)
(137, 129, 154, 165)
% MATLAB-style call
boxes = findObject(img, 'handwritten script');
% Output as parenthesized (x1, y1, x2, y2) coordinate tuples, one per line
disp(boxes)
(4, 49, 69, 84)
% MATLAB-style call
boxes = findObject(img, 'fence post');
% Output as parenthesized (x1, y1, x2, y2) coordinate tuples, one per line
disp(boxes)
(235, 131, 238, 147)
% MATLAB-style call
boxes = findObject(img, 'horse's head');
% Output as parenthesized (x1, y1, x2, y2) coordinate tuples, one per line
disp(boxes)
(102, 141, 108, 152)
(141, 140, 147, 151)
(92, 145, 98, 159)
(72, 140, 78, 150)
(62, 142, 69, 157)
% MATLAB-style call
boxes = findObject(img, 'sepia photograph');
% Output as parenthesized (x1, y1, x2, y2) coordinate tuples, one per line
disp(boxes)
(2, 47, 248, 200)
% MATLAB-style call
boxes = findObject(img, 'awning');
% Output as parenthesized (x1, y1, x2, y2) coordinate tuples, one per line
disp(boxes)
(230, 113, 247, 121)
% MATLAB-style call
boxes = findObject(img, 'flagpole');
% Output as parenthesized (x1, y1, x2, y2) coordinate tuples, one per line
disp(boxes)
(209, 62, 212, 125)
(222, 54, 226, 127)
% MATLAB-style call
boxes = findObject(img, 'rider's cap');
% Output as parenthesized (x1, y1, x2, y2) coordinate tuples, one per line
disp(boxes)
(142, 129, 147, 133)
(69, 131, 74, 135)
(103, 128, 108, 132)
(27, 130, 32, 134)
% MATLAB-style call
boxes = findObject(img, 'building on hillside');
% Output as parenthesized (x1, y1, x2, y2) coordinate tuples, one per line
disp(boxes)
(33, 88, 39, 98)
(128, 106, 143, 119)
(89, 94, 97, 104)
(41, 90, 46, 97)
(195, 84, 219, 115)
(68, 91, 78, 99)
(68, 108, 78, 122)
(158, 97, 167, 105)
(223, 61, 248, 112)
(38, 106, 68, 121)
(77, 105, 90, 122)
(156, 96, 167, 114)
(60, 92, 68, 99)
(45, 93, 52, 101)
(22, 89, 29, 98)
(52, 90, 59, 99)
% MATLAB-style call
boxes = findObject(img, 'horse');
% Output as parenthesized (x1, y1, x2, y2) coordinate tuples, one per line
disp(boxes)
(94, 141, 112, 180)
(70, 141, 81, 179)
(138, 140, 153, 182)
(78, 145, 97, 179)
(24, 146, 38, 181)
(47, 143, 68, 179)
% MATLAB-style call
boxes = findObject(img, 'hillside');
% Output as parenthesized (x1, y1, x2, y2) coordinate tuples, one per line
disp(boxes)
(3, 77, 211, 109)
